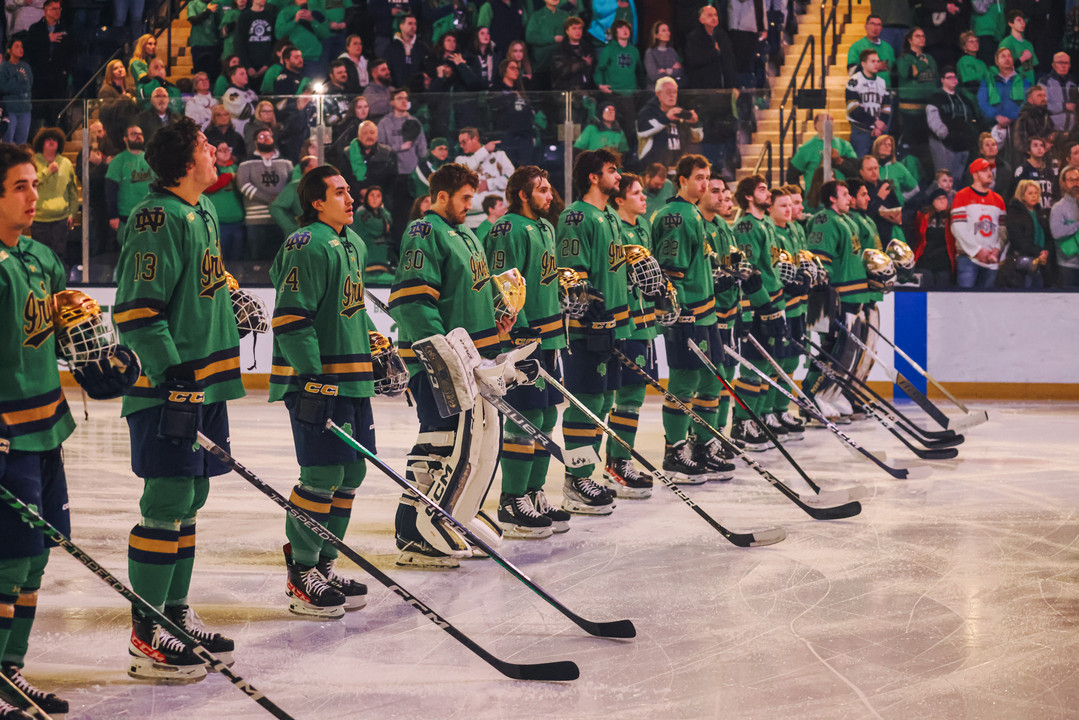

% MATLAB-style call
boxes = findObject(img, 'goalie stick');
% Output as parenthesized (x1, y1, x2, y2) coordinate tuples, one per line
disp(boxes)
(866, 324, 988, 430)
(615, 348, 865, 514)
(0, 486, 297, 720)
(735, 337, 919, 480)
(793, 340, 960, 460)
(325, 421, 635, 640)
(533, 367, 787, 548)
(196, 434, 579, 682)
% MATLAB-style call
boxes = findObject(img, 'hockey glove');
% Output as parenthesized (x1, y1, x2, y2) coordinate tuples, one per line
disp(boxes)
(72, 345, 142, 400)
(754, 304, 788, 340)
(788, 315, 807, 346)
(712, 267, 738, 293)
(641, 282, 669, 303)
(509, 327, 542, 346)
(784, 269, 813, 296)
(157, 375, 205, 444)
(739, 269, 764, 296)
(510, 359, 541, 388)
(583, 287, 609, 324)
(294, 375, 339, 432)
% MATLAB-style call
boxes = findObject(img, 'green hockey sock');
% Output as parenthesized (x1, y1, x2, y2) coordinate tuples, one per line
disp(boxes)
(663, 367, 701, 443)
(321, 459, 366, 561)
(527, 405, 558, 491)
(165, 522, 196, 607)
(501, 407, 543, 495)
(286, 465, 342, 567)
(128, 524, 178, 611)
(1, 551, 46, 667)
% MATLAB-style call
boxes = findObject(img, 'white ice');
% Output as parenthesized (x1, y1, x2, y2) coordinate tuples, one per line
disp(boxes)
(21, 394, 1079, 719)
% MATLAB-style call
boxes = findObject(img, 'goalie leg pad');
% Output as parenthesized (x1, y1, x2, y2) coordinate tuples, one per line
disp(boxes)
(402, 429, 472, 559)
(411, 330, 480, 418)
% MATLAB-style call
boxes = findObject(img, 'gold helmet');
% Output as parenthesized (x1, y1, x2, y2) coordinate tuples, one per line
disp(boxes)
(226, 274, 269, 338)
(773, 248, 798, 285)
(557, 267, 592, 319)
(862, 248, 896, 290)
(52, 289, 117, 365)
(885, 238, 915, 270)
(623, 244, 666, 296)
(492, 268, 527, 323)
(653, 280, 681, 326)
(369, 331, 409, 396)
(225, 271, 240, 291)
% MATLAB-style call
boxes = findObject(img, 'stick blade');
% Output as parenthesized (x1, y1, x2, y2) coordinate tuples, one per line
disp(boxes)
(913, 446, 959, 460)
(948, 411, 989, 431)
(586, 618, 636, 639)
(810, 488, 864, 505)
(501, 659, 580, 682)
(728, 526, 787, 548)
(920, 434, 964, 449)
(802, 499, 862, 520)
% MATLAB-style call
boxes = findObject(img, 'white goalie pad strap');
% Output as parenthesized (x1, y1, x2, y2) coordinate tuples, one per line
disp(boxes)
(412, 328, 480, 417)
(445, 399, 502, 546)
(470, 509, 504, 548)
(471, 342, 538, 397)
(407, 418, 473, 557)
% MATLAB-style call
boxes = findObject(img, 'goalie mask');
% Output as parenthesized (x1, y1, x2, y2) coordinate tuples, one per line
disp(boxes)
(862, 248, 896, 290)
(52, 289, 117, 365)
(557, 267, 592, 319)
(773, 248, 798, 286)
(797, 249, 820, 286)
(225, 272, 270, 338)
(885, 239, 915, 270)
(492, 268, 527, 323)
(653, 280, 681, 326)
(369, 331, 409, 396)
(623, 244, 666, 297)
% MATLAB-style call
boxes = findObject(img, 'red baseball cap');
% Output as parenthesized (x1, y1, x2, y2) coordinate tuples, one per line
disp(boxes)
(969, 158, 991, 174)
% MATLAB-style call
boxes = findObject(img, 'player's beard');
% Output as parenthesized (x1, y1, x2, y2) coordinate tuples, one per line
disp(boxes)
(753, 198, 771, 213)
(527, 195, 551, 218)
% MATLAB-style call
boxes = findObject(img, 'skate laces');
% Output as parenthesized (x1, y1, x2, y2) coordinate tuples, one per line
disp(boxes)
(4, 665, 48, 701)
(576, 477, 606, 498)
(301, 566, 335, 595)
(179, 607, 219, 642)
(531, 490, 553, 513)
(316, 559, 344, 583)
(0, 697, 21, 713)
(152, 624, 190, 654)
(514, 495, 544, 519)
(677, 441, 699, 467)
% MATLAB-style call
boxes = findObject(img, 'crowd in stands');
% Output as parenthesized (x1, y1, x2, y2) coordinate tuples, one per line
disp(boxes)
(6, 0, 1079, 289)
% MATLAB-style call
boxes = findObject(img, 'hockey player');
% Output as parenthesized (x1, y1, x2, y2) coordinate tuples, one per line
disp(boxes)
(602, 172, 659, 498)
(728, 175, 787, 451)
(114, 118, 243, 681)
(650, 154, 722, 480)
(269, 164, 376, 617)
(0, 142, 139, 718)
(389, 163, 515, 568)
(556, 149, 627, 513)
(484, 165, 571, 537)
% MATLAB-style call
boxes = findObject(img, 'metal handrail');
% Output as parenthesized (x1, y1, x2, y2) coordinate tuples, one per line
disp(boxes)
(778, 34, 815, 182)
(751, 141, 773, 187)
(820, 0, 854, 86)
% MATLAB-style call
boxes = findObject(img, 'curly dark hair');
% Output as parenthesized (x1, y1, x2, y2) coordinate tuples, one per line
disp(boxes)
(506, 165, 548, 215)
(146, 117, 202, 190)
(0, 142, 33, 197)
(429, 163, 479, 199)
(31, 127, 66, 155)
(572, 148, 621, 197)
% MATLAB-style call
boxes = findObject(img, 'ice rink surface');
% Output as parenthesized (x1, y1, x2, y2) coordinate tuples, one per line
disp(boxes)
(20, 393, 1079, 719)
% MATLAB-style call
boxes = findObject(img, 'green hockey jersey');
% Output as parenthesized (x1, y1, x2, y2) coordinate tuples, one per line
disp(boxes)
(704, 214, 740, 328)
(806, 208, 870, 304)
(557, 200, 631, 339)
(0, 237, 75, 451)
(732, 212, 783, 321)
(485, 212, 566, 350)
(619, 213, 657, 341)
(114, 190, 245, 416)
(846, 210, 883, 303)
(269, 221, 375, 400)
(650, 197, 715, 326)
(390, 211, 501, 372)
(769, 220, 809, 318)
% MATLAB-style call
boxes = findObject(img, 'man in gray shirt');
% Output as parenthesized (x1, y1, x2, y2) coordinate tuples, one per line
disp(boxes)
(1050, 165, 1079, 287)
(377, 87, 427, 236)
(237, 126, 294, 262)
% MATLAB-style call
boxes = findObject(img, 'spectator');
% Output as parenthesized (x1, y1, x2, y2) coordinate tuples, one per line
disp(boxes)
(846, 49, 891, 157)
(455, 125, 514, 227)
(78, 120, 111, 257)
(237, 126, 293, 260)
(952, 157, 1006, 287)
(961, 131, 1012, 194)
(957, 31, 992, 110)
(269, 153, 317, 236)
(321, 0, 350, 68)
(0, 37, 32, 144)
(219, 0, 247, 62)
(237, 0, 278, 88)
(1013, 85, 1055, 157)
(105, 124, 151, 236)
(353, 184, 394, 282)
(378, 86, 427, 234)
(1050, 164, 1079, 286)
(858, 154, 904, 243)
(24, 0, 75, 127)
(727, 0, 766, 89)
(1043, 53, 1077, 135)
(338, 34, 368, 93)
(588, 0, 636, 47)
(426, 31, 484, 136)
(551, 16, 595, 91)
(913, 187, 956, 287)
(136, 86, 179, 142)
(272, 44, 312, 98)
(8, 0, 45, 35)
(387, 14, 426, 89)
(999, 178, 1050, 287)
(99, 59, 129, 100)
(869, 0, 911, 64)
(574, 102, 629, 154)
(927, 66, 979, 180)
(213, 54, 241, 96)
(30, 126, 77, 265)
(205, 142, 245, 261)
(364, 58, 393, 118)
(999, 10, 1038, 84)
(641, 161, 674, 216)
(970, 0, 1006, 67)
(128, 34, 156, 87)
(275, 0, 330, 79)
(187, 0, 223, 80)
(244, 100, 278, 156)
(873, 134, 919, 204)
(206, 104, 246, 166)
(185, 72, 216, 129)
(476, 0, 525, 57)
(847, 15, 894, 86)
(596, 19, 642, 94)
(524, 0, 569, 84)
(98, 59, 138, 153)
(644, 20, 683, 86)
(336, 119, 396, 203)
(136, 58, 183, 113)
(113, 0, 146, 42)
(896, 27, 937, 150)
(259, 40, 291, 93)
(489, 58, 537, 166)
(322, 59, 351, 126)
(222, 66, 258, 136)
(684, 4, 736, 90)
(470, 26, 497, 89)
(978, 48, 1030, 150)
(1010, 135, 1055, 209)
(474, 193, 505, 238)
(410, 134, 449, 197)
(636, 76, 701, 169)
(332, 94, 370, 146)
(787, 112, 859, 185)
(504, 39, 534, 88)
(918, 0, 963, 69)
(408, 192, 431, 220)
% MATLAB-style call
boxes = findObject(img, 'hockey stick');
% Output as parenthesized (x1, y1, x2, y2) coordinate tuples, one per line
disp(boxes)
(534, 367, 787, 548)
(835, 322, 953, 430)
(866, 324, 988, 429)
(793, 341, 959, 460)
(196, 434, 579, 682)
(325, 421, 635, 640)
(0, 672, 51, 720)
(0, 486, 297, 720)
(797, 336, 963, 448)
(734, 338, 916, 480)
(614, 349, 865, 512)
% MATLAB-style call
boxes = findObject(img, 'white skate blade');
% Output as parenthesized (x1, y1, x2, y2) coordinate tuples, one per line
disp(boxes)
(667, 473, 708, 486)
(288, 597, 345, 620)
(499, 522, 554, 539)
(395, 550, 460, 569)
(342, 595, 368, 610)
(779, 432, 804, 442)
(948, 410, 988, 431)
(128, 653, 208, 683)
(561, 499, 615, 515)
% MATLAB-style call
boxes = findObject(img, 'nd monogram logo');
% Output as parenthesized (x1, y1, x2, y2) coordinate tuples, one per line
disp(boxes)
(134, 207, 166, 233)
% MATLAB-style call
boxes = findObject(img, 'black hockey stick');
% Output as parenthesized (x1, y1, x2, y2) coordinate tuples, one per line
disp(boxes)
(794, 342, 959, 460)
(534, 367, 787, 548)
(836, 322, 953, 430)
(797, 337, 963, 448)
(615, 348, 865, 514)
(0, 671, 51, 720)
(196, 434, 579, 682)
(0, 486, 297, 720)
(325, 421, 635, 640)
(736, 337, 916, 480)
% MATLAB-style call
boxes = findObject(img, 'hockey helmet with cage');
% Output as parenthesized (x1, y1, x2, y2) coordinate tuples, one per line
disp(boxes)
(224, 272, 270, 338)
(557, 267, 592, 319)
(773, 248, 798, 286)
(862, 248, 896, 290)
(369, 331, 409, 396)
(52, 289, 118, 365)
(623, 244, 666, 297)
(492, 268, 527, 323)
(653, 280, 682, 326)
(885, 239, 915, 270)
(796, 249, 820, 286)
